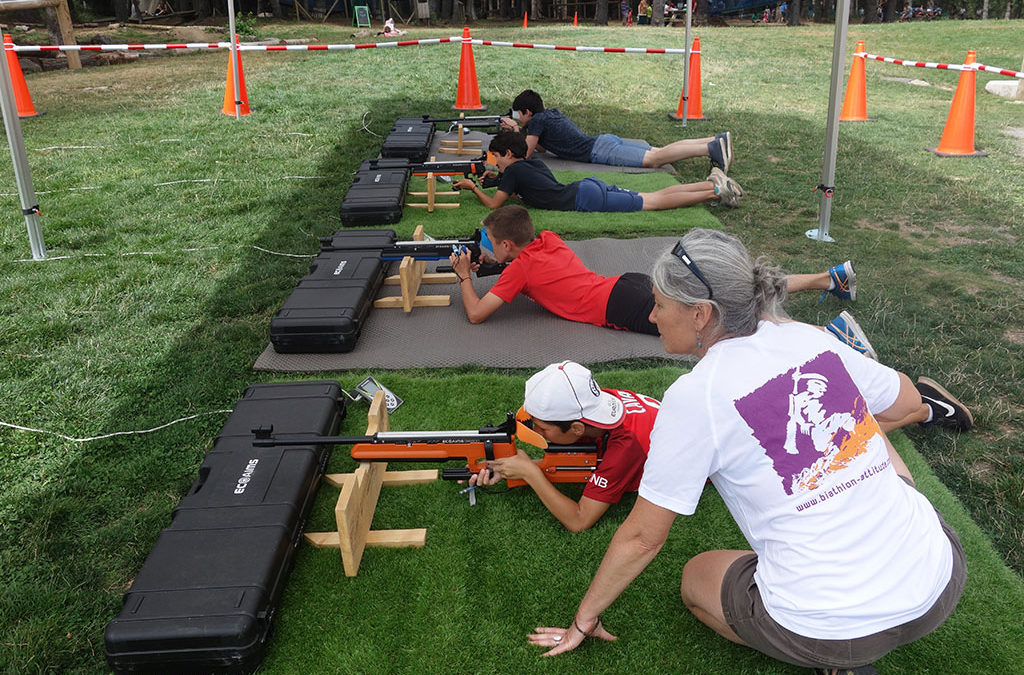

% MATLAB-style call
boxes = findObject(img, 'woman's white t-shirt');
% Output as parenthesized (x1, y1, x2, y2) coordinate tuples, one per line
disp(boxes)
(640, 321, 952, 640)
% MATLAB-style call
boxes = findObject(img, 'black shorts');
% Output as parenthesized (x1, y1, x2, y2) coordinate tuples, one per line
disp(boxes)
(605, 272, 657, 335)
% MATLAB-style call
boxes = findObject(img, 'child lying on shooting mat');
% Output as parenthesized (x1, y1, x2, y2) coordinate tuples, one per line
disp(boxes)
(498, 89, 734, 173)
(469, 361, 662, 532)
(449, 204, 865, 342)
(452, 130, 745, 212)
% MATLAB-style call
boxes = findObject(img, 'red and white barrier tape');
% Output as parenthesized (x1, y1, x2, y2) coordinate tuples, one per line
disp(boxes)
(855, 51, 1023, 79)
(246, 36, 459, 50)
(11, 41, 229, 52)
(6, 36, 696, 56)
(472, 39, 695, 54)
(974, 63, 1024, 79)
(6, 36, 461, 53)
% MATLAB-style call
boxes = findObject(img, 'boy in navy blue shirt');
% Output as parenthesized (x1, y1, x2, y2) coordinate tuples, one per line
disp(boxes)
(500, 89, 733, 172)
(453, 131, 743, 212)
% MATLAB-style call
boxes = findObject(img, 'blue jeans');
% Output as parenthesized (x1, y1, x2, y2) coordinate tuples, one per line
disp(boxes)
(574, 177, 644, 212)
(589, 134, 651, 167)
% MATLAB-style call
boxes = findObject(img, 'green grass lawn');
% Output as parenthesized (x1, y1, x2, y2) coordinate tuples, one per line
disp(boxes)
(0, 18, 1021, 674)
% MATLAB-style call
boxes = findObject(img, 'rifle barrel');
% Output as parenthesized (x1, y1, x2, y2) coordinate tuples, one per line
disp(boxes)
(252, 430, 511, 448)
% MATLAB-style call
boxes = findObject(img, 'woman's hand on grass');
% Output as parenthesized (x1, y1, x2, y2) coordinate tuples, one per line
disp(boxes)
(528, 617, 616, 656)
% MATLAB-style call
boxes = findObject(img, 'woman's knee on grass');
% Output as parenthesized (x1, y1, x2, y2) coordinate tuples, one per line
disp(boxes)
(680, 550, 750, 611)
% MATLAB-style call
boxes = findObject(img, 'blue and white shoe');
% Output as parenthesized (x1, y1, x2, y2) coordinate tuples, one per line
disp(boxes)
(708, 132, 732, 173)
(708, 167, 740, 208)
(819, 260, 856, 303)
(826, 311, 877, 360)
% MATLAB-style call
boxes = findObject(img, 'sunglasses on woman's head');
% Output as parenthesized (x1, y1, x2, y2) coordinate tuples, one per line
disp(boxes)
(670, 242, 714, 301)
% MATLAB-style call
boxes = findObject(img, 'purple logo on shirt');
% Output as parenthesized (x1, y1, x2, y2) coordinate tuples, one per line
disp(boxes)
(733, 351, 882, 496)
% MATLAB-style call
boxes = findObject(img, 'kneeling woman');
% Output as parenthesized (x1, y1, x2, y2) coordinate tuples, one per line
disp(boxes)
(529, 229, 966, 675)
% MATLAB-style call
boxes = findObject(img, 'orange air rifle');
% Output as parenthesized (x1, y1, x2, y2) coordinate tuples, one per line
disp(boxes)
(251, 412, 599, 489)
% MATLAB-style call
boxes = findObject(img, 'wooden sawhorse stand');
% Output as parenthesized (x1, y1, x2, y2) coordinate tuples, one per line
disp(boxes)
(304, 391, 438, 577)
(438, 122, 483, 156)
(406, 171, 461, 213)
(372, 224, 457, 313)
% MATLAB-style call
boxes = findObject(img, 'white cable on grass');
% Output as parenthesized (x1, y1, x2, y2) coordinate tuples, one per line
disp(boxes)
(36, 145, 104, 151)
(250, 245, 316, 258)
(0, 410, 233, 443)
(0, 186, 102, 196)
(13, 245, 314, 263)
(152, 178, 254, 186)
(359, 111, 383, 138)
(153, 176, 325, 187)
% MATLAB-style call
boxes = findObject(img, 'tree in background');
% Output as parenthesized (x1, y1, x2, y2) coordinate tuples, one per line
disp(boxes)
(651, 0, 664, 25)
(788, 0, 801, 23)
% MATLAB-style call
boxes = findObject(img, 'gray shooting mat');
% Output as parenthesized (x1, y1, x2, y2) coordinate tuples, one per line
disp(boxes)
(429, 129, 676, 175)
(253, 236, 694, 373)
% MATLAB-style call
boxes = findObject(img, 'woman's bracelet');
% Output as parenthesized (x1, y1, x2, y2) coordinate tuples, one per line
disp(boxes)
(573, 615, 601, 637)
(456, 275, 469, 283)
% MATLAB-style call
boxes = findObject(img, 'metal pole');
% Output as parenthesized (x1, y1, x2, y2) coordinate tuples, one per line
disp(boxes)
(680, 0, 692, 127)
(0, 34, 46, 259)
(807, 0, 850, 243)
(227, 0, 242, 120)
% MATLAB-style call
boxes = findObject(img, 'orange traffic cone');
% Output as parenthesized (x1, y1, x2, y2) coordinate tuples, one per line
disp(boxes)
(840, 40, 872, 122)
(573, 11, 578, 25)
(522, 11, 528, 27)
(221, 35, 250, 116)
(453, 27, 486, 111)
(929, 50, 986, 156)
(3, 34, 41, 118)
(669, 38, 707, 121)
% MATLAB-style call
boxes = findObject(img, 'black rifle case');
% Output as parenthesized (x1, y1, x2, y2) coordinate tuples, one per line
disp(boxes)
(338, 165, 410, 227)
(379, 116, 436, 163)
(104, 381, 346, 674)
(269, 244, 392, 353)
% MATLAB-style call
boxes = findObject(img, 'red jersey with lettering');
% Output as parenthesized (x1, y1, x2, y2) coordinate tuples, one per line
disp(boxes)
(488, 230, 618, 327)
(582, 389, 662, 504)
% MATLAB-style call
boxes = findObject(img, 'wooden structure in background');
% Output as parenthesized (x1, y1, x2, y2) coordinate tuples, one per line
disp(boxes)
(407, 171, 461, 213)
(438, 122, 482, 155)
(0, 0, 80, 70)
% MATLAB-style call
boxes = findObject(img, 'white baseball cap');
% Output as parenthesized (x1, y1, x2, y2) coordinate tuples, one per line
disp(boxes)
(523, 361, 623, 429)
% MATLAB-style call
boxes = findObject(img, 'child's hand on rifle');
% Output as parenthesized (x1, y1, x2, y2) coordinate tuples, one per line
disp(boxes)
(468, 466, 504, 487)
(448, 248, 474, 280)
(485, 448, 537, 483)
(453, 177, 477, 191)
(499, 116, 519, 132)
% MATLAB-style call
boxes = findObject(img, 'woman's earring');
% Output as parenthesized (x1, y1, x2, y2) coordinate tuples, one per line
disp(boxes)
(696, 331, 703, 349)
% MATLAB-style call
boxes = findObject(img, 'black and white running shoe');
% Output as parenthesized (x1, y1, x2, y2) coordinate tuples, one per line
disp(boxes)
(916, 376, 974, 432)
